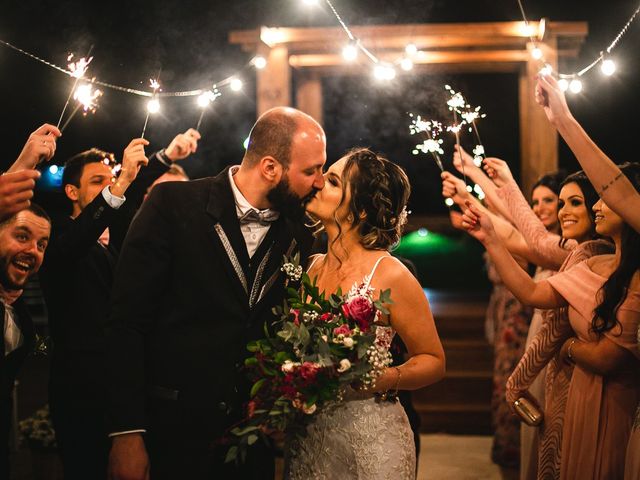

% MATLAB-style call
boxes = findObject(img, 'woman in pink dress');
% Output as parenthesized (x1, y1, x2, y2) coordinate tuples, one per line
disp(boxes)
(460, 162, 640, 480)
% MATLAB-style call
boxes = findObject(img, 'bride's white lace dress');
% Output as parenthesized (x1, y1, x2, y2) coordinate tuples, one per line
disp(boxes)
(285, 256, 417, 479)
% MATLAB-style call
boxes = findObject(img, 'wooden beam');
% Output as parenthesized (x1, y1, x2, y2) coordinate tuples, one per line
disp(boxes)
(519, 39, 559, 195)
(257, 45, 291, 115)
(289, 50, 532, 68)
(230, 22, 588, 50)
(295, 71, 323, 125)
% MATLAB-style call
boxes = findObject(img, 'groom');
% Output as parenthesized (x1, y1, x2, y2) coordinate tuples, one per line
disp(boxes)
(107, 107, 326, 479)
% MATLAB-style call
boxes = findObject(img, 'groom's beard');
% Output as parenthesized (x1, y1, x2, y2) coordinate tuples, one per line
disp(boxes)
(267, 175, 318, 221)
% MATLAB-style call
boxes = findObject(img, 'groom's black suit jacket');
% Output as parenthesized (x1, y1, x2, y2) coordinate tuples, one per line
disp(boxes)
(107, 168, 313, 476)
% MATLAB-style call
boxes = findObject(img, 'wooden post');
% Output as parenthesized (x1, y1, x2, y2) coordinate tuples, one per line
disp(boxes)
(256, 45, 291, 116)
(295, 71, 323, 125)
(519, 37, 559, 196)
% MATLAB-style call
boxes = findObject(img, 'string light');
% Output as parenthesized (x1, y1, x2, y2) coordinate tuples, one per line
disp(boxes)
(400, 58, 414, 71)
(516, 0, 640, 92)
(342, 43, 358, 62)
(253, 55, 267, 69)
(405, 44, 418, 55)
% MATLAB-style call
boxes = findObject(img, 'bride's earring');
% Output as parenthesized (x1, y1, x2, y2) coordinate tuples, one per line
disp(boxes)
(347, 213, 354, 223)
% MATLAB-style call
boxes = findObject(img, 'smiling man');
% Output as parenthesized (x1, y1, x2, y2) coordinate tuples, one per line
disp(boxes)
(0, 204, 51, 477)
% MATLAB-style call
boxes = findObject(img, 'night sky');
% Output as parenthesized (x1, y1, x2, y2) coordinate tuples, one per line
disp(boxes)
(1, 0, 639, 215)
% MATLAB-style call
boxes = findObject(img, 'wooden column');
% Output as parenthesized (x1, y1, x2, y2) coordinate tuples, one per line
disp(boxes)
(295, 71, 323, 125)
(519, 37, 559, 196)
(256, 45, 291, 116)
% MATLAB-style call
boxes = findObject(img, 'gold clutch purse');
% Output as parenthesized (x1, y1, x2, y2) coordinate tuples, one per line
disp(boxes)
(514, 396, 543, 427)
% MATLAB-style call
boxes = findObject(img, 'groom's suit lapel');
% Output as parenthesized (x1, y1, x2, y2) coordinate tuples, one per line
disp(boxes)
(252, 217, 299, 312)
(205, 169, 251, 307)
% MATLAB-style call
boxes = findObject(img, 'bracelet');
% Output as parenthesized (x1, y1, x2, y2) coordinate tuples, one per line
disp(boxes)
(393, 366, 402, 396)
(567, 338, 577, 363)
(598, 172, 623, 196)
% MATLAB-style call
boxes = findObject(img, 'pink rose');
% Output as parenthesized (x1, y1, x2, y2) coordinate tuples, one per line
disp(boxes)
(333, 324, 352, 337)
(290, 309, 300, 326)
(345, 296, 375, 331)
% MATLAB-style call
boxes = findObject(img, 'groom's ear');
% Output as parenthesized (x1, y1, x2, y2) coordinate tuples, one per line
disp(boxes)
(260, 156, 283, 183)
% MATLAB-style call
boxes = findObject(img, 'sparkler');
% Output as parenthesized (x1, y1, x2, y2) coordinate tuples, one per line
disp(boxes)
(141, 77, 161, 139)
(56, 47, 94, 129)
(461, 105, 487, 167)
(195, 87, 221, 131)
(409, 114, 445, 172)
(59, 83, 103, 133)
(445, 85, 467, 184)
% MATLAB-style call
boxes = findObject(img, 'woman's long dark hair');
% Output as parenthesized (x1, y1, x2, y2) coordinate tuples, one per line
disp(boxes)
(558, 171, 600, 246)
(531, 170, 566, 198)
(592, 162, 640, 335)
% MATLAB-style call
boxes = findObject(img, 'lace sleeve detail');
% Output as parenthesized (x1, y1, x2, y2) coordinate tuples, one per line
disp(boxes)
(505, 308, 572, 405)
(497, 179, 576, 268)
(505, 240, 614, 404)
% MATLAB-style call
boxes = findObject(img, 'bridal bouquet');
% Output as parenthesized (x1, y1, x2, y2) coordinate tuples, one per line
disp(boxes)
(225, 253, 394, 463)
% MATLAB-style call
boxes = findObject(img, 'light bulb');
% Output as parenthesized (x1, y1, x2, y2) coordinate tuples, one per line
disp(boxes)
(253, 56, 267, 69)
(342, 44, 358, 62)
(230, 78, 243, 92)
(569, 78, 583, 94)
(400, 58, 413, 71)
(601, 59, 616, 76)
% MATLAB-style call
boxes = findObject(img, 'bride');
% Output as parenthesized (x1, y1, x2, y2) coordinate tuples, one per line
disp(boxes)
(285, 148, 446, 479)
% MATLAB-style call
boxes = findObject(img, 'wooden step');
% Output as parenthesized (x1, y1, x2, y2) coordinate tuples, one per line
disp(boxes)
(414, 371, 492, 405)
(417, 403, 493, 435)
(443, 340, 493, 372)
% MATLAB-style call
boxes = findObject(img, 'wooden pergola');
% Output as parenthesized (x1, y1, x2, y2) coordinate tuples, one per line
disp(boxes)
(230, 21, 588, 194)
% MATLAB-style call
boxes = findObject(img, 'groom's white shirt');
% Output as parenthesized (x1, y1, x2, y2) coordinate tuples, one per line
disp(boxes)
(228, 165, 274, 258)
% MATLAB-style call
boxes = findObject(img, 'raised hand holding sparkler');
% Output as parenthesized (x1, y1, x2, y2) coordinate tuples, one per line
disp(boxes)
(164, 128, 201, 162)
(482, 157, 514, 188)
(7, 124, 61, 173)
(110, 138, 150, 198)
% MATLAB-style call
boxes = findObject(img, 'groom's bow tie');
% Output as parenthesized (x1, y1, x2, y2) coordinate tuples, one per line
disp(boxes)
(239, 209, 280, 226)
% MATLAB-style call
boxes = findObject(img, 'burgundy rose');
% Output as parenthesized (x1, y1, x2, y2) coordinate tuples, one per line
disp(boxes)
(345, 296, 375, 332)
(299, 362, 319, 383)
(319, 313, 334, 322)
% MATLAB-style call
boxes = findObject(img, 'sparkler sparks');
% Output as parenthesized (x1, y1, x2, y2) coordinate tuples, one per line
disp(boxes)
(59, 83, 103, 133)
(74, 84, 103, 113)
(409, 114, 445, 172)
(57, 47, 94, 129)
(67, 54, 93, 79)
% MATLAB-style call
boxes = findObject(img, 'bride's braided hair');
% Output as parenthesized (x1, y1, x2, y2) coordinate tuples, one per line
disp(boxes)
(338, 148, 410, 250)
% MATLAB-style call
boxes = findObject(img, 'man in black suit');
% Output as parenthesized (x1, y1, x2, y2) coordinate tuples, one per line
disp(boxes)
(39, 130, 200, 479)
(0, 204, 51, 477)
(107, 107, 327, 480)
